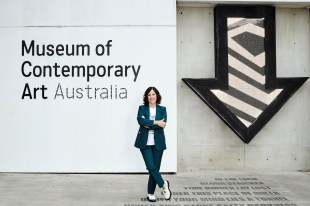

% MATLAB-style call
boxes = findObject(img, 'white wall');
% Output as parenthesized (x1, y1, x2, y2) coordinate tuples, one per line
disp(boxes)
(0, 0, 177, 172)
(177, 7, 310, 171)
(1, 0, 309, 173)
(0, 0, 176, 26)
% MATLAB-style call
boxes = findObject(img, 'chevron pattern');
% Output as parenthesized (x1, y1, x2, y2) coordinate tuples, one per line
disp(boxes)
(211, 18, 283, 127)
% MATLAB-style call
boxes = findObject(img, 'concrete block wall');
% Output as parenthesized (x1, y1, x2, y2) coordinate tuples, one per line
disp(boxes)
(177, 7, 310, 171)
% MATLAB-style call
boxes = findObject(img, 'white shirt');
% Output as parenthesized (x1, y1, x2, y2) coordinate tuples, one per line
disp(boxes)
(146, 107, 156, 145)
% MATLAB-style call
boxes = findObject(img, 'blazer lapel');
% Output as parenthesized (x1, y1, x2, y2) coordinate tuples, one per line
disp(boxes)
(155, 105, 160, 120)
(145, 105, 150, 119)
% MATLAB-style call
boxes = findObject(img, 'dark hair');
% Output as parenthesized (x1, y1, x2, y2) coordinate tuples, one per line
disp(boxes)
(143, 87, 162, 105)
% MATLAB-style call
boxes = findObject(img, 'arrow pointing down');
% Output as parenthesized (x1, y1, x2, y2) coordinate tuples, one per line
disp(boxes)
(182, 6, 308, 143)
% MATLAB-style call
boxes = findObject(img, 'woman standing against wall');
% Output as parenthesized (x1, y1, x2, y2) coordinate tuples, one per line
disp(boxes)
(134, 86, 171, 202)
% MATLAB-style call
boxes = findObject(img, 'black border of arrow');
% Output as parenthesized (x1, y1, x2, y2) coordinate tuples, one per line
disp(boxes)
(182, 6, 308, 143)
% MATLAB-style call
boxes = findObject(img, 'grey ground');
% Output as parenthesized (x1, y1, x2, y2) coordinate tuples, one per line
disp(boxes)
(0, 171, 309, 206)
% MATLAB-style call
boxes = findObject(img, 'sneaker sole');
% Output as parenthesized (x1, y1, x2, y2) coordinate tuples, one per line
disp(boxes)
(147, 197, 156, 202)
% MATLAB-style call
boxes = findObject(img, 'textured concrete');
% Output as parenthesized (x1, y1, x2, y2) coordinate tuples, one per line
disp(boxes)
(177, 7, 310, 171)
(0, 172, 309, 206)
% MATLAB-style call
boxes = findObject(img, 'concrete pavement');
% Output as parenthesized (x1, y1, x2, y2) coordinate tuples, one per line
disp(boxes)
(0, 171, 309, 206)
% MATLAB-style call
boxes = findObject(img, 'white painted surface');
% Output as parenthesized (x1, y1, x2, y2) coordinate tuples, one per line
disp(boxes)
(0, 0, 176, 172)
(0, 0, 176, 26)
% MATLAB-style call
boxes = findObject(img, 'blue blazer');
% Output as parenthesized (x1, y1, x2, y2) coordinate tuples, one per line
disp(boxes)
(134, 104, 167, 150)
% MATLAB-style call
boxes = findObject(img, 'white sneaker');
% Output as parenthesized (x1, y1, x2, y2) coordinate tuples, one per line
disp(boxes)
(163, 180, 171, 200)
(147, 194, 156, 202)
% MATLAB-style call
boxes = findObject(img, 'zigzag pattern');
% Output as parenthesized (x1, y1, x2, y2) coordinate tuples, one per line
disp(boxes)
(211, 18, 283, 127)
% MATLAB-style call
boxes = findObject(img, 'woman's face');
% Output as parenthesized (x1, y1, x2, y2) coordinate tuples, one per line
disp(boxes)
(148, 89, 157, 105)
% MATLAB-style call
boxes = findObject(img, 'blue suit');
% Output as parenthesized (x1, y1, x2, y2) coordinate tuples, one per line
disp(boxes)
(134, 104, 167, 194)
(134, 105, 167, 150)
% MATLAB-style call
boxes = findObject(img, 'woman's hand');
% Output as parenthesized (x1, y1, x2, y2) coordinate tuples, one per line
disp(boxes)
(154, 119, 166, 128)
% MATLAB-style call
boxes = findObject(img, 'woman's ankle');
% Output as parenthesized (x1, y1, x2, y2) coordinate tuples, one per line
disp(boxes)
(162, 181, 167, 190)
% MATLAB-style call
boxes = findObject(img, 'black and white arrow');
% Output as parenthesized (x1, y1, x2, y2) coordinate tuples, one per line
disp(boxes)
(182, 6, 308, 143)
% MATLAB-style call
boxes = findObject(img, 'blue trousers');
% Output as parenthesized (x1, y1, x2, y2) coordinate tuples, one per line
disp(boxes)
(140, 145, 164, 194)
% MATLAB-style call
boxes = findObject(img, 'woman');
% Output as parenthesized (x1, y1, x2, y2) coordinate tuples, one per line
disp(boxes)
(134, 86, 171, 202)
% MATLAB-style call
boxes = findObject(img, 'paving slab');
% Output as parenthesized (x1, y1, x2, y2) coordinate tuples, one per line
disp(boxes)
(0, 171, 309, 206)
